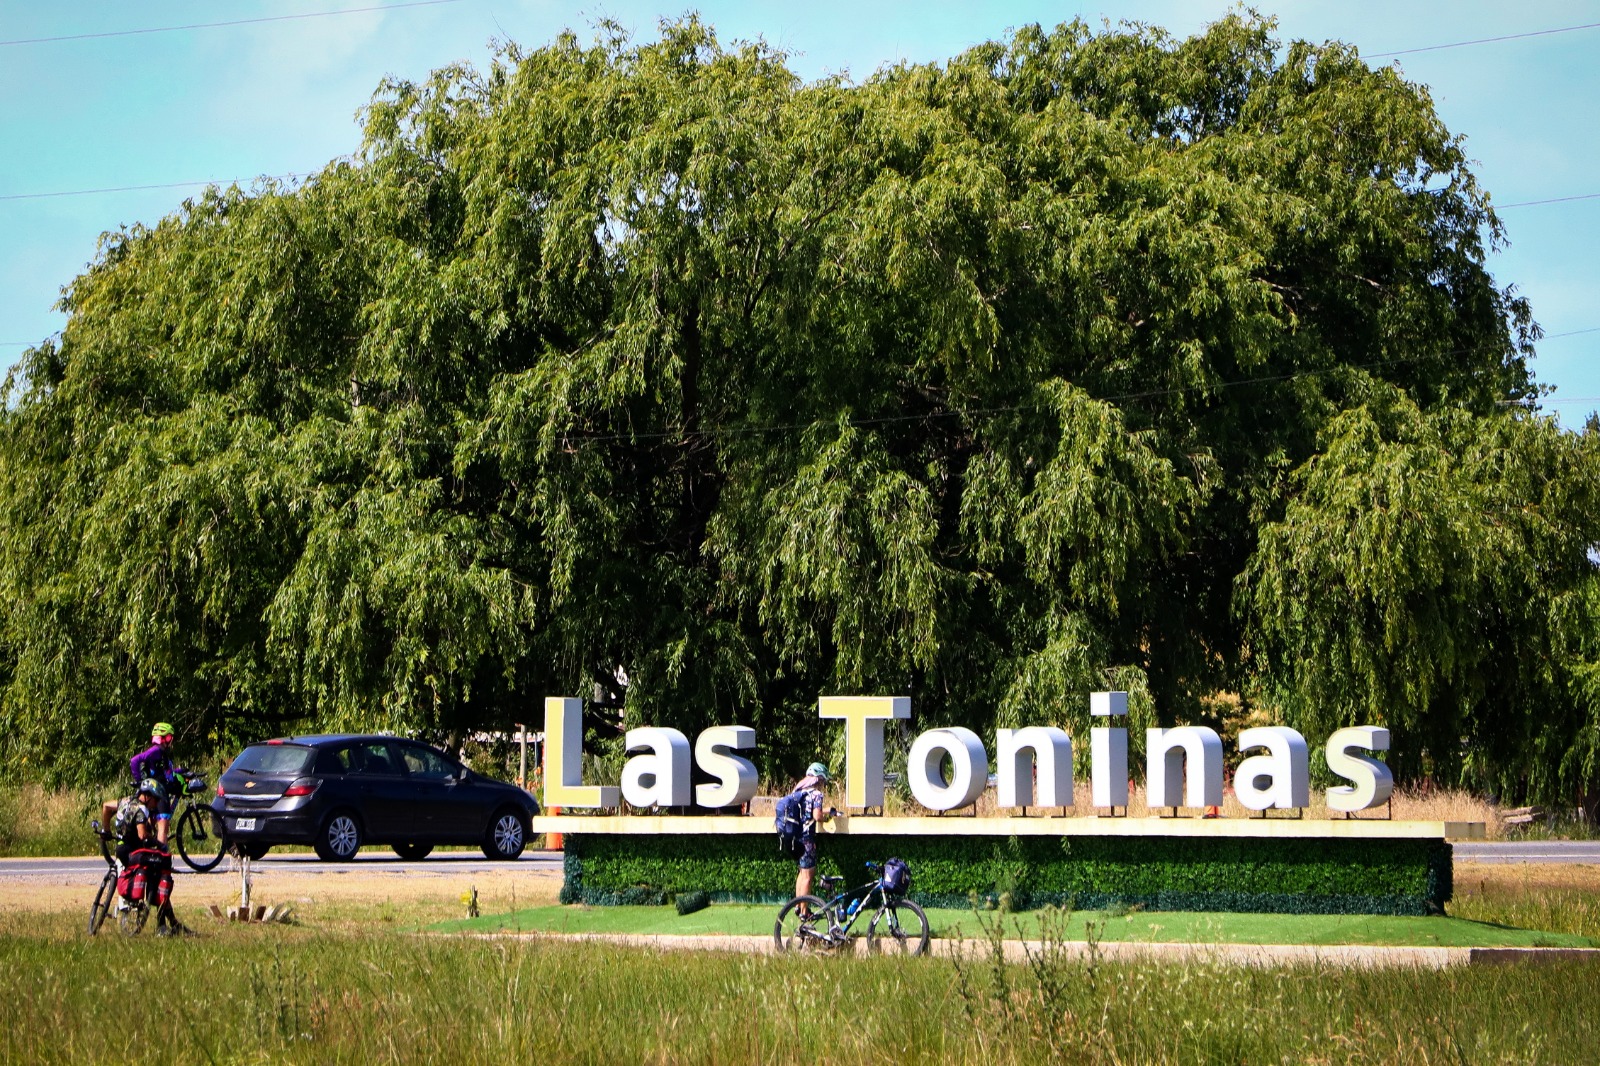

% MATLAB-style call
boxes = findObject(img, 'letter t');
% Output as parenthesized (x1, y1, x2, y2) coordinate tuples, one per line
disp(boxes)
(818, 697, 910, 809)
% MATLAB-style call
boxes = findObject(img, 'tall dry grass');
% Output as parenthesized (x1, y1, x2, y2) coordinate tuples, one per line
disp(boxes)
(1, 909, 1596, 1065)
(0, 782, 107, 856)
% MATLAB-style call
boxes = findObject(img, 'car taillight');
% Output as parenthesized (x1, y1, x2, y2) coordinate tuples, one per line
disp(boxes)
(267, 738, 284, 745)
(283, 778, 319, 798)
(216, 783, 225, 798)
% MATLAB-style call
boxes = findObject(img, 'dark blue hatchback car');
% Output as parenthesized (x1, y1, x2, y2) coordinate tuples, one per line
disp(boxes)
(213, 734, 540, 861)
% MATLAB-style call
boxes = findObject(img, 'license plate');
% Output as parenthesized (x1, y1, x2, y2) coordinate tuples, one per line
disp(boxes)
(234, 818, 256, 831)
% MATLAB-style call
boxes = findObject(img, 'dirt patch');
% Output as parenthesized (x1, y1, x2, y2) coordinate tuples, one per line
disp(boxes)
(0, 858, 563, 931)
(1454, 861, 1600, 896)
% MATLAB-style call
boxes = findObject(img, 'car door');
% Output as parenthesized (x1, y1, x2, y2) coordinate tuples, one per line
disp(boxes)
(397, 742, 479, 841)
(344, 739, 410, 841)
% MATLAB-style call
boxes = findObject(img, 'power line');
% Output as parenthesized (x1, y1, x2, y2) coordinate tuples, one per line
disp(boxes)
(1497, 193, 1600, 210)
(5, 168, 1598, 214)
(1367, 20, 1600, 58)
(4, 329, 1586, 437)
(0, 174, 309, 203)
(0, 1, 468, 47)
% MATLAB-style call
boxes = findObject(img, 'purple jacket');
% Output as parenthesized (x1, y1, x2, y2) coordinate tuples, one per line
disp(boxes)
(130, 743, 177, 788)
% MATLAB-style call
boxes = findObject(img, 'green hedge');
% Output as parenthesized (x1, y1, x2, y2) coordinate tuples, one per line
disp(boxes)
(558, 832, 1452, 916)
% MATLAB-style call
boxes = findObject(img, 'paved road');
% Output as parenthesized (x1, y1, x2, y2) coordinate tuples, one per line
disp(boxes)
(1452, 841, 1600, 865)
(0, 851, 566, 879)
(3, 841, 1596, 880)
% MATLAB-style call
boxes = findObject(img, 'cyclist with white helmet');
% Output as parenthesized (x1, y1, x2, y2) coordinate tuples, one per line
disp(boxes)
(790, 761, 835, 903)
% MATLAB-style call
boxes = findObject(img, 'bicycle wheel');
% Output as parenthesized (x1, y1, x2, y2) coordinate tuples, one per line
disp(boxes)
(119, 900, 150, 936)
(175, 804, 226, 872)
(773, 895, 832, 952)
(88, 871, 116, 935)
(866, 898, 930, 956)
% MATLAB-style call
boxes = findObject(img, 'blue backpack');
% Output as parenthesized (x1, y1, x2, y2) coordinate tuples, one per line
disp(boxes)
(881, 856, 912, 896)
(774, 791, 809, 854)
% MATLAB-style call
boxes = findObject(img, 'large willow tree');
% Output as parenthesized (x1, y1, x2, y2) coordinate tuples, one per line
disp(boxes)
(4, 15, 1597, 807)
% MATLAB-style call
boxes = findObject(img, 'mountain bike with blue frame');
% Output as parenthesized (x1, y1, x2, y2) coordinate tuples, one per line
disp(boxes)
(773, 860, 930, 955)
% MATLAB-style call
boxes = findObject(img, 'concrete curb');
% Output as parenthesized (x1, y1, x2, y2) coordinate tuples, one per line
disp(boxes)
(477, 931, 1600, 968)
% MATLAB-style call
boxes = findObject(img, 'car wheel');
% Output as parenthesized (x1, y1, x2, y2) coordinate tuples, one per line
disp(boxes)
(237, 842, 271, 861)
(314, 811, 362, 862)
(392, 842, 434, 861)
(482, 809, 528, 860)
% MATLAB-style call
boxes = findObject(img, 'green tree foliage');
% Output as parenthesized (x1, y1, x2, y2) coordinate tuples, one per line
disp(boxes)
(1, 14, 1593, 807)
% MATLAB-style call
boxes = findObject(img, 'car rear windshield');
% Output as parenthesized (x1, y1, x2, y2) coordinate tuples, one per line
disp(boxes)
(229, 744, 315, 776)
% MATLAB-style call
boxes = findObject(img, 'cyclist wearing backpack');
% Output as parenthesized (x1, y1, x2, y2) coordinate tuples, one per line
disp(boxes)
(114, 779, 190, 936)
(778, 762, 834, 903)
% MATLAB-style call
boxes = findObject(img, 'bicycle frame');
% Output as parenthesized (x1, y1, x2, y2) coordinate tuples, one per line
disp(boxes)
(811, 865, 908, 942)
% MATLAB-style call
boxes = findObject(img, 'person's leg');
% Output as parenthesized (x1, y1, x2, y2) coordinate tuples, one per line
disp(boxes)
(113, 842, 134, 903)
(794, 837, 818, 901)
(155, 799, 173, 846)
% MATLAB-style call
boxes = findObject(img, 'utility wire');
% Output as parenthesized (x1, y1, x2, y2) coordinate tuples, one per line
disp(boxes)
(1496, 193, 1600, 210)
(5, 169, 1599, 214)
(1367, 20, 1600, 58)
(0, 174, 310, 203)
(4, 331, 1587, 435)
(0, 1, 468, 47)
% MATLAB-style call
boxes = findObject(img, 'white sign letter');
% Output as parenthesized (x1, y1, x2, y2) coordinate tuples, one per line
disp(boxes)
(1325, 726, 1394, 812)
(818, 696, 910, 808)
(694, 726, 758, 809)
(1146, 727, 1224, 809)
(996, 727, 1073, 808)
(1233, 727, 1310, 810)
(542, 697, 620, 808)
(907, 727, 988, 811)
(1091, 690, 1129, 807)
(620, 727, 692, 808)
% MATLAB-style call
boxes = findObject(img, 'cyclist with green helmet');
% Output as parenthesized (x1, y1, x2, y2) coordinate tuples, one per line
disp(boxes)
(790, 761, 836, 903)
(129, 722, 186, 846)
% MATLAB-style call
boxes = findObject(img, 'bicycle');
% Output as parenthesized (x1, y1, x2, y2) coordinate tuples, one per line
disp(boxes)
(87, 821, 150, 936)
(773, 860, 930, 956)
(170, 773, 228, 872)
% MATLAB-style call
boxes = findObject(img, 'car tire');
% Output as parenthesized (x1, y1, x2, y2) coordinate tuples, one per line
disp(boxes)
(482, 808, 528, 860)
(392, 842, 434, 861)
(238, 842, 272, 861)
(313, 811, 363, 862)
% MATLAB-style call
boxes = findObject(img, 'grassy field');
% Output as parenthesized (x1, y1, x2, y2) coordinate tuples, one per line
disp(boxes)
(1, 904, 1596, 1064)
(435, 900, 1595, 948)
(0, 860, 1595, 1063)
(4, 782, 1593, 1061)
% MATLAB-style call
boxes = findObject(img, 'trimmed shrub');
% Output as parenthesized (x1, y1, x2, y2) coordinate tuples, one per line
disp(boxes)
(560, 832, 1451, 915)
(675, 890, 710, 916)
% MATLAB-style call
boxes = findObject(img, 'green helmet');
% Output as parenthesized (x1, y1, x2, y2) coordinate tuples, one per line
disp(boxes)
(151, 722, 174, 740)
(137, 777, 165, 802)
(805, 762, 829, 781)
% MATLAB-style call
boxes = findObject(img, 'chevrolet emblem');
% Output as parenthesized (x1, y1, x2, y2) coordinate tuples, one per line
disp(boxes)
(245, 781, 256, 789)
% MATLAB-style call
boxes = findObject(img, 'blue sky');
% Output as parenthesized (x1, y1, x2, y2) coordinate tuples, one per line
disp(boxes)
(3, 1, 1597, 423)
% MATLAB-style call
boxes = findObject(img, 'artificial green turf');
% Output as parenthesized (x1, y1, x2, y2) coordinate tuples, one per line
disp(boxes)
(432, 902, 1594, 948)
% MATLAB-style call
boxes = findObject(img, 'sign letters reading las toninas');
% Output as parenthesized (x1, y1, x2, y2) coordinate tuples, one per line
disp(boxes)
(542, 694, 1396, 815)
